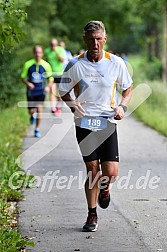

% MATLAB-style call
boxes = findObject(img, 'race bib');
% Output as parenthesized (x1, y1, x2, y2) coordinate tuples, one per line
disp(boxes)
(80, 116, 107, 130)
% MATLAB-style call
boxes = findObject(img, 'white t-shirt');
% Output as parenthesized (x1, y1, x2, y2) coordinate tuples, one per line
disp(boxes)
(59, 50, 133, 123)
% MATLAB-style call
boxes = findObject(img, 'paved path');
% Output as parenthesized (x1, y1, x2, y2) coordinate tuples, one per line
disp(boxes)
(18, 108, 167, 252)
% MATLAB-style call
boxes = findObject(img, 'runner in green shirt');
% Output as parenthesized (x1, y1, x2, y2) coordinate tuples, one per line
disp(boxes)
(45, 38, 65, 116)
(21, 45, 53, 137)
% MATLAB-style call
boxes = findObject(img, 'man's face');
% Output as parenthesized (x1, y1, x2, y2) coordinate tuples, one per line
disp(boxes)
(34, 47, 43, 61)
(83, 29, 107, 60)
(50, 39, 58, 50)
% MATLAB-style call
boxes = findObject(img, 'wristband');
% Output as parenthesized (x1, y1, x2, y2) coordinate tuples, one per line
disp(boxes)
(119, 104, 127, 112)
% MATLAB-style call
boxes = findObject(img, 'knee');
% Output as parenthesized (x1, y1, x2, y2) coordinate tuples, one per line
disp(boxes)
(108, 171, 118, 181)
(101, 162, 119, 184)
(85, 162, 100, 180)
(101, 174, 117, 185)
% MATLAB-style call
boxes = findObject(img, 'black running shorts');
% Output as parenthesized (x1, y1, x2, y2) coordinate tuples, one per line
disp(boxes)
(75, 121, 119, 163)
(27, 94, 45, 109)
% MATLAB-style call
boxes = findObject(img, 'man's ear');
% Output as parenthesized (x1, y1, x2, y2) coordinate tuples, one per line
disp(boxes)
(104, 35, 108, 44)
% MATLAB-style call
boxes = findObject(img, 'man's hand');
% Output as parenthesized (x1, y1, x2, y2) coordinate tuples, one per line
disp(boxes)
(72, 102, 86, 118)
(60, 92, 86, 117)
(27, 82, 35, 90)
(112, 105, 125, 120)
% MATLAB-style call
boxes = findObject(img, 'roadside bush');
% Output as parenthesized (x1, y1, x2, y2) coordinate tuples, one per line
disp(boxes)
(129, 55, 167, 137)
(140, 56, 162, 80)
(0, 52, 24, 110)
(0, 106, 34, 250)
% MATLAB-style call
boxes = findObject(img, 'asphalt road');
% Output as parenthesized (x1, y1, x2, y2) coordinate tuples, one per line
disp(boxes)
(18, 108, 167, 252)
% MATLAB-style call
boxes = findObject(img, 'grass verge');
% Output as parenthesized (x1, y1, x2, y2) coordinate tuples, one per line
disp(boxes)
(128, 55, 167, 137)
(0, 105, 34, 251)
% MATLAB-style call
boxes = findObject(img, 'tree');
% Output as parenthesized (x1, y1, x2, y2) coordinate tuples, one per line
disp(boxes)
(0, 0, 31, 52)
(129, 0, 163, 60)
(0, 0, 31, 109)
(162, 0, 167, 83)
(48, 0, 139, 54)
(25, 0, 57, 46)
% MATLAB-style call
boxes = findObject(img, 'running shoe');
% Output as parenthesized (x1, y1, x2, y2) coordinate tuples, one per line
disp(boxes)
(82, 213, 98, 232)
(55, 107, 62, 117)
(30, 115, 36, 125)
(51, 108, 56, 114)
(98, 183, 110, 209)
(34, 129, 41, 138)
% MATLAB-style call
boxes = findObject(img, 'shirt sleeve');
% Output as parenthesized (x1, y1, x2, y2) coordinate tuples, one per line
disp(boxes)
(44, 62, 54, 81)
(59, 58, 77, 96)
(21, 62, 29, 79)
(56, 47, 66, 59)
(116, 57, 133, 90)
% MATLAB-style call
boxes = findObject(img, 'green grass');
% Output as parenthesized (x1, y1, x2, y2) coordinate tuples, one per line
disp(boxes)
(128, 55, 167, 137)
(0, 105, 34, 251)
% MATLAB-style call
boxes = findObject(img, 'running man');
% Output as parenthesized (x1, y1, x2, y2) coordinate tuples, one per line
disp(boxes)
(21, 45, 54, 137)
(44, 38, 65, 116)
(59, 21, 133, 232)
(59, 41, 73, 69)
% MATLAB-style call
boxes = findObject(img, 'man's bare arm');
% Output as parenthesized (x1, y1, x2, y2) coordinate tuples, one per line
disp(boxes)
(113, 84, 133, 120)
(61, 92, 86, 117)
(120, 84, 133, 107)
(21, 78, 35, 90)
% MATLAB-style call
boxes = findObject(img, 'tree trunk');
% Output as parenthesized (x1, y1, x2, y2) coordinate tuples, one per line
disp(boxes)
(153, 26, 161, 59)
(147, 39, 153, 62)
(155, 34, 160, 59)
(162, 1, 167, 83)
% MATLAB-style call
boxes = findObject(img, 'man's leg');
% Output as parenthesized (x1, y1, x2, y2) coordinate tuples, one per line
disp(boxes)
(85, 160, 101, 208)
(50, 78, 62, 116)
(101, 161, 118, 183)
(75, 126, 100, 231)
(28, 108, 35, 116)
(50, 83, 56, 113)
(82, 160, 100, 232)
(28, 100, 36, 125)
(36, 104, 43, 128)
(55, 82, 62, 116)
(98, 161, 118, 209)
(34, 104, 43, 138)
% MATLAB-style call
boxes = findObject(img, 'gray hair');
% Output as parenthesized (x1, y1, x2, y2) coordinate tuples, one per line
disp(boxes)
(83, 20, 106, 35)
